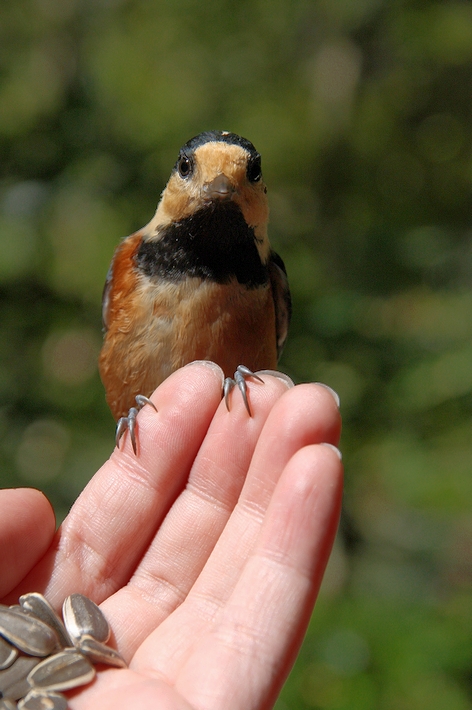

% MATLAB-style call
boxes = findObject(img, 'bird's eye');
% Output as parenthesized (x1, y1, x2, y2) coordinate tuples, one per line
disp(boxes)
(178, 154, 193, 178)
(246, 156, 262, 183)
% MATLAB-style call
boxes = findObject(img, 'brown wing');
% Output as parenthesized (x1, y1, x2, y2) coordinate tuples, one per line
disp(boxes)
(268, 250, 291, 359)
(101, 233, 143, 334)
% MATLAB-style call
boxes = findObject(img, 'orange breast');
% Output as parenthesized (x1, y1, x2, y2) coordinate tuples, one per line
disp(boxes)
(99, 239, 277, 419)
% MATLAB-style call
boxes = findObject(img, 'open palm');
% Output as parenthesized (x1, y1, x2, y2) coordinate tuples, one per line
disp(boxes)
(2, 362, 342, 710)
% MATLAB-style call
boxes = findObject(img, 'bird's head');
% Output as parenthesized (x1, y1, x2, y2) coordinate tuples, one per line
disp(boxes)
(144, 131, 270, 259)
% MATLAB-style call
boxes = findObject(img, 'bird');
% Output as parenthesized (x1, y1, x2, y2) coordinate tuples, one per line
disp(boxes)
(99, 130, 291, 453)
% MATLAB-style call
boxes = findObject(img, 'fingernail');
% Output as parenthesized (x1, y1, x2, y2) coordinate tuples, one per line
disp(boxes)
(255, 370, 294, 388)
(185, 360, 224, 383)
(320, 442, 343, 460)
(315, 383, 340, 408)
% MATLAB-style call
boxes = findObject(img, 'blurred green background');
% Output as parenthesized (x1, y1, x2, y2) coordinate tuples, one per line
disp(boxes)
(1, 0, 472, 707)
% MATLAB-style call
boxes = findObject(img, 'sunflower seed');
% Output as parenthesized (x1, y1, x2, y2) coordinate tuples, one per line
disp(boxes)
(18, 689, 68, 710)
(62, 594, 109, 644)
(0, 607, 60, 657)
(19, 594, 71, 649)
(76, 634, 126, 668)
(0, 635, 18, 670)
(0, 591, 124, 706)
(28, 649, 95, 692)
(0, 656, 40, 700)
(0, 698, 17, 710)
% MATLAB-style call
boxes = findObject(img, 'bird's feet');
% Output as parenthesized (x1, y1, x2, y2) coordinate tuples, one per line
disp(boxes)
(223, 365, 264, 416)
(115, 395, 157, 455)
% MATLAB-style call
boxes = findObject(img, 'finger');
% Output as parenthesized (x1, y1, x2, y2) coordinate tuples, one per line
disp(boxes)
(175, 443, 343, 710)
(71, 445, 341, 710)
(13, 362, 225, 605)
(101, 373, 292, 654)
(132, 383, 340, 676)
(0, 488, 55, 599)
(183, 383, 340, 605)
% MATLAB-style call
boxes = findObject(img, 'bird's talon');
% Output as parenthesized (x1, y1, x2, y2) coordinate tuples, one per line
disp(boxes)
(236, 364, 264, 383)
(224, 377, 234, 411)
(115, 417, 129, 446)
(224, 365, 264, 416)
(234, 370, 250, 415)
(128, 407, 139, 454)
(135, 394, 157, 412)
(115, 396, 156, 455)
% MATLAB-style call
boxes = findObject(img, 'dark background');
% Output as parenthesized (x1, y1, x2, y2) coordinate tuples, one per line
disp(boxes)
(1, 1, 472, 707)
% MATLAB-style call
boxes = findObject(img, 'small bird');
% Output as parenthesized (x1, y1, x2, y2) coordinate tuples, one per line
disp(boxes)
(99, 130, 291, 452)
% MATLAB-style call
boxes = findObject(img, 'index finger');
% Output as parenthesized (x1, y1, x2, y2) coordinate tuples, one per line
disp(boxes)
(10, 362, 225, 605)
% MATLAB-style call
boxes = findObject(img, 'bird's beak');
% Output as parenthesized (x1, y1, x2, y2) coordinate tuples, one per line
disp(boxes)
(202, 174, 235, 202)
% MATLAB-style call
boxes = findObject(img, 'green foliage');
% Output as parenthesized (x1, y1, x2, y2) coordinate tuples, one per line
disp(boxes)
(1, 0, 472, 706)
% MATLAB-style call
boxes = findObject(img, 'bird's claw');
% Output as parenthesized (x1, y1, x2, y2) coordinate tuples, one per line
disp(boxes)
(115, 395, 157, 455)
(224, 365, 264, 416)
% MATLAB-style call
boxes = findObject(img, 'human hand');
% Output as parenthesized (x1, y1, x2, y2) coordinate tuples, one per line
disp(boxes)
(3, 362, 342, 710)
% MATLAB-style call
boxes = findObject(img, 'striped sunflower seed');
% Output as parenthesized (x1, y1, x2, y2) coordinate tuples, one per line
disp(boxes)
(76, 634, 126, 668)
(27, 649, 95, 693)
(0, 656, 41, 701)
(62, 594, 109, 645)
(0, 607, 60, 657)
(19, 594, 71, 650)
(18, 689, 68, 710)
(0, 635, 18, 670)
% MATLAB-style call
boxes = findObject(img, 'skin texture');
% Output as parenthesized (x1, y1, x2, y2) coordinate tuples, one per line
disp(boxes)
(4, 364, 342, 710)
